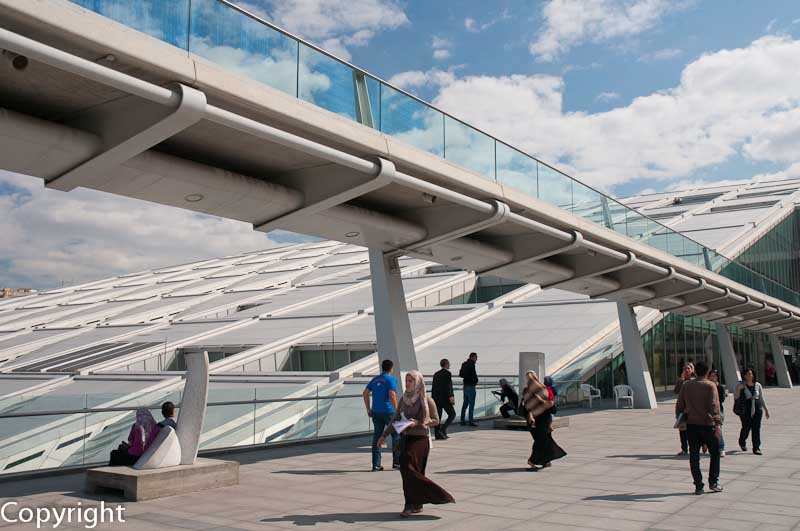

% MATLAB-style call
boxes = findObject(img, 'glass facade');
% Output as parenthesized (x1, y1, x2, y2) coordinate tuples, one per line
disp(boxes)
(605, 215, 800, 394)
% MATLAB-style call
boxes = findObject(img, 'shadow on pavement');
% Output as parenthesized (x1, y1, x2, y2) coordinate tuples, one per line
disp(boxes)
(439, 467, 531, 474)
(606, 454, 685, 460)
(261, 512, 440, 526)
(273, 469, 360, 475)
(583, 492, 691, 502)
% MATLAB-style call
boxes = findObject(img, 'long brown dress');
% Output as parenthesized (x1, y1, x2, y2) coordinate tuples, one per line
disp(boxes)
(392, 396, 455, 509)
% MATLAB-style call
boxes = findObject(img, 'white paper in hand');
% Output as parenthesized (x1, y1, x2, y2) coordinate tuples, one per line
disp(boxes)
(393, 418, 414, 434)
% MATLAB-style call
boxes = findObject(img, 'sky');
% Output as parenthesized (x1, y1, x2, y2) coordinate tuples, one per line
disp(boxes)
(3, 0, 800, 289)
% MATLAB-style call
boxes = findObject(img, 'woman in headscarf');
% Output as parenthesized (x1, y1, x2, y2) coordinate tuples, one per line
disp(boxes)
(109, 408, 159, 466)
(378, 370, 455, 517)
(521, 371, 566, 470)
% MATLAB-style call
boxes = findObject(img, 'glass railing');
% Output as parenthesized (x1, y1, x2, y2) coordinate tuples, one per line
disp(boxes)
(0, 380, 513, 475)
(66, 0, 800, 309)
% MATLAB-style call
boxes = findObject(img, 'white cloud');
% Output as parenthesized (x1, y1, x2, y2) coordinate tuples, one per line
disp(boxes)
(638, 47, 682, 62)
(752, 163, 800, 183)
(464, 10, 511, 33)
(397, 35, 800, 193)
(431, 36, 452, 61)
(0, 172, 279, 289)
(595, 91, 621, 103)
(530, 0, 676, 62)
(241, 0, 409, 60)
(388, 68, 459, 90)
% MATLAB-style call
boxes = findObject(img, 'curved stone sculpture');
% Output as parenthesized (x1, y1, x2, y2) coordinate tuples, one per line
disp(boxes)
(134, 426, 181, 470)
(176, 351, 209, 465)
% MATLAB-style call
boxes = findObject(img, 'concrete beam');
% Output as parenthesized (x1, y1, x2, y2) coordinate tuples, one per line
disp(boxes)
(616, 303, 657, 409)
(716, 325, 741, 392)
(768, 336, 793, 389)
(368, 248, 418, 373)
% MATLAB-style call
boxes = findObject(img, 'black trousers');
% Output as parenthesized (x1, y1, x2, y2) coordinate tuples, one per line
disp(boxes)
(739, 408, 763, 450)
(435, 401, 455, 437)
(500, 402, 517, 418)
(679, 429, 688, 452)
(687, 424, 720, 489)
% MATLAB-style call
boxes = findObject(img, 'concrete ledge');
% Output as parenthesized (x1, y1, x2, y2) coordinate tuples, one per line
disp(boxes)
(493, 416, 570, 430)
(85, 458, 238, 501)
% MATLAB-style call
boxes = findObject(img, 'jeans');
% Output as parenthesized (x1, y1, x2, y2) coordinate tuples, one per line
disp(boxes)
(461, 385, 476, 423)
(739, 408, 763, 451)
(687, 424, 720, 489)
(435, 402, 455, 437)
(372, 412, 399, 469)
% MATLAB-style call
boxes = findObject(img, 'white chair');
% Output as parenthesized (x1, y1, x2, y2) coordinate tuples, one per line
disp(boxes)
(580, 384, 601, 408)
(614, 384, 634, 408)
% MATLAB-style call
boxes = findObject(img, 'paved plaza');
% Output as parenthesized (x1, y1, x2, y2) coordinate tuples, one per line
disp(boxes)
(2, 388, 799, 531)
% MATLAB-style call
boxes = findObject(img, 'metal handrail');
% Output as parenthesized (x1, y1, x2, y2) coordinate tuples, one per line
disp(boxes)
(0, 383, 510, 419)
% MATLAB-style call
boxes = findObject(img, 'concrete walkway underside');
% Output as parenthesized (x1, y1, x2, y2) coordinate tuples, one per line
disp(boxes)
(2, 388, 799, 531)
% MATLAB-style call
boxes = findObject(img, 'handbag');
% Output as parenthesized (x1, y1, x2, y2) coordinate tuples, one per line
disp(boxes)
(733, 396, 745, 416)
(673, 412, 687, 430)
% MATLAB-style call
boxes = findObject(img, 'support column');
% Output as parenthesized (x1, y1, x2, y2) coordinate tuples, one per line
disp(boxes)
(616, 302, 657, 409)
(368, 248, 418, 374)
(768, 335, 793, 388)
(716, 324, 742, 392)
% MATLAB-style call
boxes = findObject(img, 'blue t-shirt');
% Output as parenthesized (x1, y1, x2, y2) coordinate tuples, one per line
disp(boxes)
(366, 373, 397, 414)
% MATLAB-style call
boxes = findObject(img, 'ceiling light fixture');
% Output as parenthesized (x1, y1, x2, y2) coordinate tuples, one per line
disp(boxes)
(345, 231, 360, 238)
(451, 256, 463, 262)
(184, 194, 203, 202)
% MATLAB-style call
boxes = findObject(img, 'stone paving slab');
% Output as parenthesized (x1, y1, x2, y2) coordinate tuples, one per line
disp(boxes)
(0, 388, 798, 530)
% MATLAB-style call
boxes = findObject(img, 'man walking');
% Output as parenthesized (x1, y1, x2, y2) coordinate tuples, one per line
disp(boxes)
(459, 352, 479, 427)
(363, 359, 399, 471)
(675, 360, 722, 495)
(432, 358, 456, 440)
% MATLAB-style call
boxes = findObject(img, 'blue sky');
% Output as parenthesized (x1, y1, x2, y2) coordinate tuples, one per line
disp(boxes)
(4, 0, 800, 289)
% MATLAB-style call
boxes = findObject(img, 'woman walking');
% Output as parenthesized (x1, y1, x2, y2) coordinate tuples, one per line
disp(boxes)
(735, 366, 770, 455)
(674, 363, 695, 455)
(708, 370, 727, 457)
(522, 371, 566, 470)
(377, 370, 454, 518)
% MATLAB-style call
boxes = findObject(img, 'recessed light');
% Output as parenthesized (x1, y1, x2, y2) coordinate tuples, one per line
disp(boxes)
(345, 231, 360, 238)
(184, 194, 204, 202)
(451, 256, 463, 262)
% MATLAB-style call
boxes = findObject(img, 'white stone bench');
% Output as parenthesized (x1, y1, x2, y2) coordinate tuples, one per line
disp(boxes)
(86, 458, 238, 501)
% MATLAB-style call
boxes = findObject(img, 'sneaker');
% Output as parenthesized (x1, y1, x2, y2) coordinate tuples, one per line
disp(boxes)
(739, 443, 747, 451)
(372, 466, 384, 472)
(720, 450, 726, 457)
(709, 484, 723, 493)
(541, 462, 551, 468)
(753, 449, 762, 455)
(676, 450, 688, 456)
(392, 463, 401, 470)
(694, 487, 704, 495)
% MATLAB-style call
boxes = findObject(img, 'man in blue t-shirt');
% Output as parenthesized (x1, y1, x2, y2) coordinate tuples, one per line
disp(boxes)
(362, 359, 399, 471)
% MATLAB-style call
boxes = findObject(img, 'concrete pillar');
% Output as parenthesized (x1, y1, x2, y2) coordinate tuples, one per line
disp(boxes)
(519, 352, 546, 394)
(616, 302, 657, 409)
(716, 324, 742, 392)
(768, 335, 793, 388)
(368, 248, 418, 375)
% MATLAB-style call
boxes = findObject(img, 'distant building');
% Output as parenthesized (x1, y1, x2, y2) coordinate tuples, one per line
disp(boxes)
(0, 288, 35, 298)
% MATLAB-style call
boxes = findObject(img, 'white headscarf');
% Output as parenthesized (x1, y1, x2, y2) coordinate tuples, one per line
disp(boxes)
(402, 370, 430, 425)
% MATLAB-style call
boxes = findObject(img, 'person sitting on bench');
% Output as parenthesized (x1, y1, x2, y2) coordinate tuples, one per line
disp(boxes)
(492, 378, 520, 418)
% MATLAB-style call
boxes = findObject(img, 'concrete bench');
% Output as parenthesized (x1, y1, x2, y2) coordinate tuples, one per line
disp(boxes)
(86, 458, 239, 501)
(493, 416, 570, 430)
